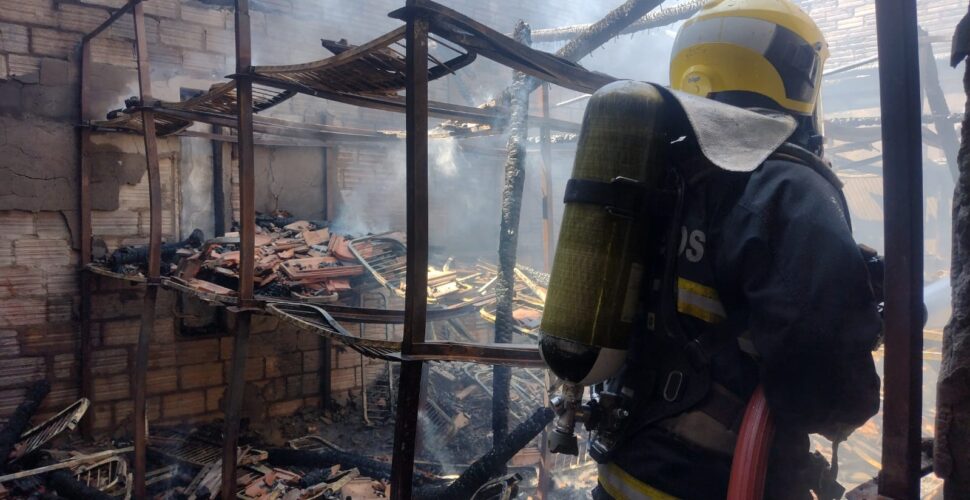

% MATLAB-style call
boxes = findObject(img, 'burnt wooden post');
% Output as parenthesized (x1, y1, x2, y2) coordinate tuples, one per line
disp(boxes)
(129, 1, 163, 497)
(493, 21, 532, 450)
(875, 0, 925, 494)
(936, 5, 970, 495)
(390, 3, 430, 497)
(222, 0, 257, 495)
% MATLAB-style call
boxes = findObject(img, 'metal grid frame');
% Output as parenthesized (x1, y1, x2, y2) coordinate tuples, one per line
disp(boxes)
(73, 0, 927, 497)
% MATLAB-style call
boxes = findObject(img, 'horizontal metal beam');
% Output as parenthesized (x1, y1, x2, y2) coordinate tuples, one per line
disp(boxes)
(247, 74, 580, 132)
(406, 341, 544, 368)
(82, 0, 140, 43)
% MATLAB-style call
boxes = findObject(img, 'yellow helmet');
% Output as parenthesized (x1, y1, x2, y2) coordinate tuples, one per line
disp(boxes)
(670, 0, 829, 116)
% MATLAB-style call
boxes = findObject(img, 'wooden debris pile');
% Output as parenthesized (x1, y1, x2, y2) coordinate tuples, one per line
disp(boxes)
(173, 219, 367, 302)
(92, 228, 206, 279)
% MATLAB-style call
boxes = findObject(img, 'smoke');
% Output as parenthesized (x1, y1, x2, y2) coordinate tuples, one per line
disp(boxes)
(430, 137, 461, 177)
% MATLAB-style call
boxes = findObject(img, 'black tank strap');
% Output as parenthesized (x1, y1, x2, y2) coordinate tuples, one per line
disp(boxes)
(564, 177, 678, 219)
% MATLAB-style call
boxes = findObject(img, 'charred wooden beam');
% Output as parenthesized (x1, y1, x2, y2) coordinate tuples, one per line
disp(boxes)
(555, 0, 665, 64)
(530, 0, 703, 43)
(108, 229, 204, 271)
(390, 7, 431, 499)
(493, 21, 532, 452)
(47, 470, 113, 500)
(414, 406, 555, 500)
(267, 448, 434, 485)
(0, 381, 50, 472)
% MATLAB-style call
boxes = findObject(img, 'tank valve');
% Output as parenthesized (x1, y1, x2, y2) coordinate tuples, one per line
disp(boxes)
(548, 383, 584, 455)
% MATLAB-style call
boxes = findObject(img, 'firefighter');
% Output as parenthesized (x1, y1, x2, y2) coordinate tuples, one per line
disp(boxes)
(590, 0, 882, 498)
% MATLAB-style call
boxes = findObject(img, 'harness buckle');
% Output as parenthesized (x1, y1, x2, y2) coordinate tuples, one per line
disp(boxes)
(663, 371, 684, 402)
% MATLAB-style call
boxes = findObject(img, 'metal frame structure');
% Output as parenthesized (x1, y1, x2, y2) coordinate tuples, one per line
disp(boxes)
(72, 0, 928, 497)
(875, 0, 925, 496)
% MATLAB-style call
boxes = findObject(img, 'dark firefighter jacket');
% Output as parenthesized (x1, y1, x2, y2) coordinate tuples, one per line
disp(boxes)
(594, 137, 883, 499)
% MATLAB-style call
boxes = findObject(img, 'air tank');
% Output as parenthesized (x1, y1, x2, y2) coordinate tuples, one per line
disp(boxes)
(539, 80, 668, 387)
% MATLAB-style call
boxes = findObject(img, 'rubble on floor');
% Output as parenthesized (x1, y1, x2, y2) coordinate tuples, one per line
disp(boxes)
(0, 377, 558, 500)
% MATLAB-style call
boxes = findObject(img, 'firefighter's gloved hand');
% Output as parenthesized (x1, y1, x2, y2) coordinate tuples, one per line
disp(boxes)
(818, 423, 854, 443)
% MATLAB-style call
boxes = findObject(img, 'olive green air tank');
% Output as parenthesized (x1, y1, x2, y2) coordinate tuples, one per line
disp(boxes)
(539, 80, 668, 386)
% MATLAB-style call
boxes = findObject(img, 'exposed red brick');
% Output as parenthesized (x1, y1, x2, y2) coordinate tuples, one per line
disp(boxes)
(7, 54, 40, 77)
(206, 386, 224, 412)
(285, 375, 302, 399)
(336, 349, 360, 369)
(162, 390, 205, 419)
(179, 362, 223, 389)
(158, 19, 203, 50)
(330, 367, 358, 392)
(92, 374, 129, 401)
(91, 402, 113, 431)
(265, 351, 302, 378)
(143, 0, 180, 19)
(100, 318, 140, 345)
(56, 3, 110, 34)
(116, 396, 159, 422)
(175, 338, 220, 365)
(302, 374, 319, 395)
(0, 22, 29, 54)
(0, 266, 44, 299)
(19, 322, 76, 355)
(91, 210, 140, 237)
(147, 367, 178, 395)
(51, 353, 75, 379)
(302, 350, 319, 373)
(0, 297, 47, 327)
(34, 212, 71, 240)
(0, 0, 57, 28)
(90, 347, 128, 375)
(45, 266, 79, 296)
(259, 378, 286, 402)
(268, 398, 303, 417)
(92, 291, 142, 322)
(148, 342, 177, 369)
(251, 315, 281, 335)
(181, 3, 229, 27)
(46, 295, 72, 323)
(14, 238, 71, 267)
(30, 28, 81, 58)
(38, 382, 79, 414)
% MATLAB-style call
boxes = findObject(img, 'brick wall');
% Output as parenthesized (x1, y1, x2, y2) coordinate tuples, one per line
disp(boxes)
(797, 0, 966, 68)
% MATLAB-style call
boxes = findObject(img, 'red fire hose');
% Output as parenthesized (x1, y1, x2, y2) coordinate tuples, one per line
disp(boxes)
(726, 384, 775, 500)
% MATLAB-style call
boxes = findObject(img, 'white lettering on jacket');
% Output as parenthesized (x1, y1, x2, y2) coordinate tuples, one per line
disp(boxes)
(679, 226, 706, 263)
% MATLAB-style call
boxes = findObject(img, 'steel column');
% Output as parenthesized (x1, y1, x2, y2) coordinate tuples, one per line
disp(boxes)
(131, 1, 162, 498)
(222, 0, 257, 495)
(390, 7, 430, 498)
(875, 0, 924, 495)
